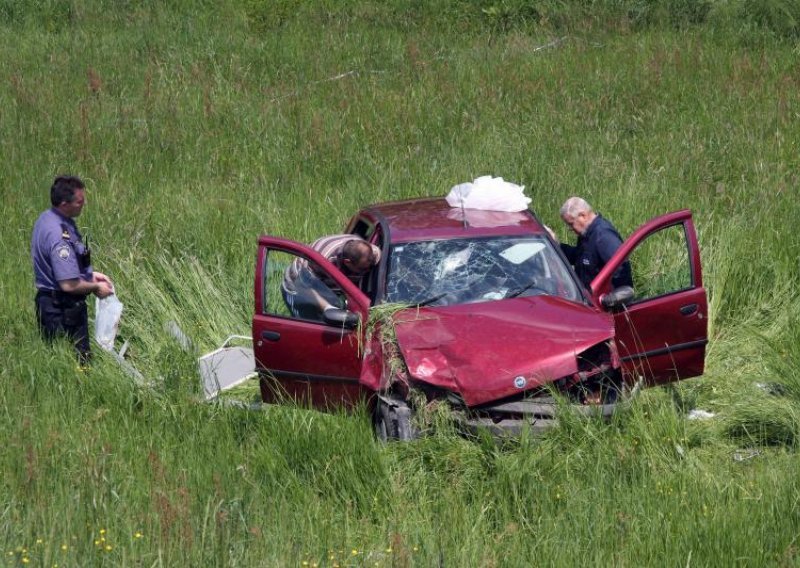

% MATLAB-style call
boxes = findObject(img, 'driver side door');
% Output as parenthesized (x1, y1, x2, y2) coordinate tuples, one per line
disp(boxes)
(591, 210, 708, 385)
(253, 237, 371, 409)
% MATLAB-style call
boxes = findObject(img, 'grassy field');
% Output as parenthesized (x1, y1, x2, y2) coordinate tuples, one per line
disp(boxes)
(2, 1, 800, 565)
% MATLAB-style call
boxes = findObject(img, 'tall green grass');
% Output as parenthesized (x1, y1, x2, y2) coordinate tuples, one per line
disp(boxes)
(2, 1, 800, 564)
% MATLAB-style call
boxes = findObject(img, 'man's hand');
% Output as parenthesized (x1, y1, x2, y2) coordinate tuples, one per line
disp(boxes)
(544, 224, 558, 241)
(93, 271, 114, 291)
(94, 281, 114, 299)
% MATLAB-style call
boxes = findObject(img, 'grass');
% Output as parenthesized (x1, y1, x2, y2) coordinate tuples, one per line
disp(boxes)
(2, 1, 800, 565)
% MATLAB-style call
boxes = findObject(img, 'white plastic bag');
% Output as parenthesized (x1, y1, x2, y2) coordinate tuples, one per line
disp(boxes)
(95, 294, 124, 352)
(445, 175, 531, 212)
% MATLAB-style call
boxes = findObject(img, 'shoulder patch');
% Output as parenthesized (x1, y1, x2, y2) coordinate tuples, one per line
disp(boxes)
(56, 244, 71, 261)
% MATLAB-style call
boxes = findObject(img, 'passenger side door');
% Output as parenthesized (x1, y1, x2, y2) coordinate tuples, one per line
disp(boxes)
(591, 210, 708, 385)
(252, 237, 371, 408)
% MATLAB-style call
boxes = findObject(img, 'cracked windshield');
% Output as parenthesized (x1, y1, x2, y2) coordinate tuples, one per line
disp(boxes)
(386, 236, 581, 306)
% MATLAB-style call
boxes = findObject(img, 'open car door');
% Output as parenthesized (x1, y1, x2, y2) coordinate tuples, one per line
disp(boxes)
(253, 236, 371, 408)
(591, 210, 708, 386)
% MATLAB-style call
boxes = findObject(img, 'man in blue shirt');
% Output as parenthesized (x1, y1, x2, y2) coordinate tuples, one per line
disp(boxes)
(554, 197, 632, 291)
(31, 175, 114, 363)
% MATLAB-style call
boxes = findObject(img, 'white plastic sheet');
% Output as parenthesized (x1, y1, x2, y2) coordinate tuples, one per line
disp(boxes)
(95, 294, 123, 351)
(445, 175, 532, 212)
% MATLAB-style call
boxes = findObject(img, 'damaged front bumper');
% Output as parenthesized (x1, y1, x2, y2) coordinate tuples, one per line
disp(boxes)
(452, 396, 620, 437)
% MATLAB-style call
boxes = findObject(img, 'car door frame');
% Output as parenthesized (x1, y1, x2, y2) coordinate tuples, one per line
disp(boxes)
(590, 210, 708, 385)
(253, 236, 372, 409)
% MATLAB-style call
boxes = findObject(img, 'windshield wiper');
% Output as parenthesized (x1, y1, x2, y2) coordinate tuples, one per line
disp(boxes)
(505, 278, 542, 299)
(410, 292, 448, 307)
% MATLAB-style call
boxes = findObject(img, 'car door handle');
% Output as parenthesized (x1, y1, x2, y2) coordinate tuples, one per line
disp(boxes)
(261, 330, 281, 342)
(679, 303, 698, 316)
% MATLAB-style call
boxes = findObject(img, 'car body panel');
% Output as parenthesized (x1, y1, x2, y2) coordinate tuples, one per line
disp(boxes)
(252, 237, 370, 408)
(590, 210, 708, 385)
(392, 296, 614, 406)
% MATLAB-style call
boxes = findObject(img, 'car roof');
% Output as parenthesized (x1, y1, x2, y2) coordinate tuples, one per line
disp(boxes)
(357, 198, 547, 243)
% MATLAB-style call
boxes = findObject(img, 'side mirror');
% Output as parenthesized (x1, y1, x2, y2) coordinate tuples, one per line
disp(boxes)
(323, 307, 360, 329)
(600, 286, 634, 310)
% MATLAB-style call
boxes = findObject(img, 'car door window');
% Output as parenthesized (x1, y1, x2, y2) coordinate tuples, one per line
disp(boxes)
(627, 224, 693, 302)
(263, 249, 347, 324)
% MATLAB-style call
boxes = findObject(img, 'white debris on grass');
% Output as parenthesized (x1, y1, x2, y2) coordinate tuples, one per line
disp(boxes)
(687, 409, 716, 420)
(733, 449, 761, 462)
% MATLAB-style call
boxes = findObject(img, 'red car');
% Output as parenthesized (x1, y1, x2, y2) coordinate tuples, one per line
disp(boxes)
(253, 199, 707, 439)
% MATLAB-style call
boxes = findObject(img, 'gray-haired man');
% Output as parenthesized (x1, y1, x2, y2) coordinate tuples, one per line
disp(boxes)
(550, 197, 632, 290)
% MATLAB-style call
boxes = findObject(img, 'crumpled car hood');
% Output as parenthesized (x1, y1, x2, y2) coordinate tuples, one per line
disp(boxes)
(393, 296, 614, 407)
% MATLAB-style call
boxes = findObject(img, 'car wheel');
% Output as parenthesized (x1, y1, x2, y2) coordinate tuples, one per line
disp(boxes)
(373, 397, 418, 442)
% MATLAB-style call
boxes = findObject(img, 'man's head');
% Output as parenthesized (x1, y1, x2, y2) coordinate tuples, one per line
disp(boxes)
(340, 240, 378, 278)
(560, 196, 596, 236)
(51, 175, 86, 218)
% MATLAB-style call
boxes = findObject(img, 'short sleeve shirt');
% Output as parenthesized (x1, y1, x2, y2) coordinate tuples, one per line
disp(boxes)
(282, 234, 380, 294)
(31, 208, 93, 291)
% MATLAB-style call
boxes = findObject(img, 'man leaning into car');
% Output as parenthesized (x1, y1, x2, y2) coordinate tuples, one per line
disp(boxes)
(550, 197, 632, 291)
(281, 235, 380, 321)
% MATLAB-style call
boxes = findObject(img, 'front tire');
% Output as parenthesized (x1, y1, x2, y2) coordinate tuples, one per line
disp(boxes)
(373, 397, 418, 442)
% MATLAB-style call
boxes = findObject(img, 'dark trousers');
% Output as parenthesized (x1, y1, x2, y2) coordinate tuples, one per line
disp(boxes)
(35, 290, 90, 364)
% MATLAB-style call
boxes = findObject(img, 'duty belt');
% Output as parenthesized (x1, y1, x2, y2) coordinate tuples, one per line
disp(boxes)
(36, 289, 88, 301)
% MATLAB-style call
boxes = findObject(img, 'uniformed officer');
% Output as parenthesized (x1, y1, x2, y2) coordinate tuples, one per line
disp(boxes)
(31, 175, 114, 363)
(552, 196, 632, 290)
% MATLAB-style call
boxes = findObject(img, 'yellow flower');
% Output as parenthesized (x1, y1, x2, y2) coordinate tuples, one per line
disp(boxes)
(134, 532, 143, 539)
(99, 529, 106, 535)
(351, 549, 358, 556)
(61, 544, 68, 551)
(36, 539, 43, 545)
(385, 548, 393, 553)
(105, 545, 112, 552)
(22, 558, 30, 564)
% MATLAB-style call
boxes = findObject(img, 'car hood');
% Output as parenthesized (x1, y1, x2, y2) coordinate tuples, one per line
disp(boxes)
(392, 296, 614, 407)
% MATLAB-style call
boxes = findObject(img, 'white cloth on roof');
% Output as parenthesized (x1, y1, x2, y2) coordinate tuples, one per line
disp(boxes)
(445, 175, 531, 212)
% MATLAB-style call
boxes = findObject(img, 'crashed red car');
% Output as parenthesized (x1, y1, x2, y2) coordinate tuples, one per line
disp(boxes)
(253, 199, 708, 439)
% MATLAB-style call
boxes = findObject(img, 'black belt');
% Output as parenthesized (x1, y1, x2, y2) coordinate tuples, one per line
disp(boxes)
(36, 289, 88, 302)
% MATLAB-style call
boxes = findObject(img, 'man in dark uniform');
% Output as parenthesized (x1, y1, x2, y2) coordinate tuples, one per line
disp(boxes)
(553, 196, 632, 291)
(31, 175, 114, 363)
